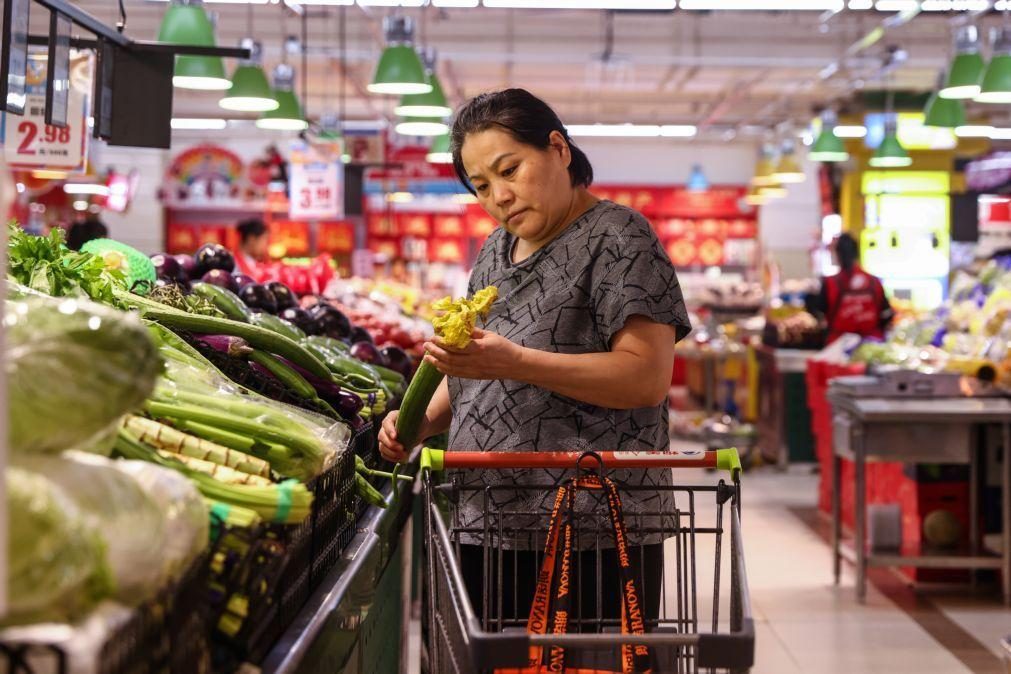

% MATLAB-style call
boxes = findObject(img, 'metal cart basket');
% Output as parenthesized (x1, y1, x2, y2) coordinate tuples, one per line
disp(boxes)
(420, 448, 754, 674)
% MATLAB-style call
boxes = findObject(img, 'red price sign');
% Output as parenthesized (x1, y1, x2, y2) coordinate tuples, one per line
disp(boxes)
(3, 90, 86, 169)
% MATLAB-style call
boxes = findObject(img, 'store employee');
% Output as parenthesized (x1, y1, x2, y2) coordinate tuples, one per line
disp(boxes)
(379, 89, 692, 619)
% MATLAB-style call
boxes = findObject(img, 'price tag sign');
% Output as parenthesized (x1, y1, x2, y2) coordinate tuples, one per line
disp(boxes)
(1, 54, 87, 170)
(289, 140, 343, 221)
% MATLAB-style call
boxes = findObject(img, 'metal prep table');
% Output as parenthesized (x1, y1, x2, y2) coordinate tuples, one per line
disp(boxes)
(261, 479, 415, 674)
(827, 391, 1011, 604)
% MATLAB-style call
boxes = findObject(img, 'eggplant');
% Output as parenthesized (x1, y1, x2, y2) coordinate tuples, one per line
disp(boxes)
(308, 304, 351, 339)
(151, 253, 183, 282)
(195, 334, 253, 358)
(265, 282, 298, 312)
(173, 254, 197, 282)
(349, 326, 374, 344)
(194, 243, 236, 276)
(279, 307, 315, 334)
(239, 283, 278, 314)
(233, 273, 257, 290)
(275, 356, 366, 421)
(201, 269, 240, 294)
(350, 341, 382, 365)
(379, 345, 412, 379)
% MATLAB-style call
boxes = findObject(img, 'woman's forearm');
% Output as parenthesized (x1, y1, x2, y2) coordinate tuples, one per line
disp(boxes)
(515, 347, 668, 410)
(420, 376, 452, 439)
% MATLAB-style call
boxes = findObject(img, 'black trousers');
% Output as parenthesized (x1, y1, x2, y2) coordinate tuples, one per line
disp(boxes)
(458, 542, 664, 630)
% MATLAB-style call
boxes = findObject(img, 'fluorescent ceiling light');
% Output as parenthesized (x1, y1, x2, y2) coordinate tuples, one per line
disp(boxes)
(833, 125, 867, 138)
(848, 0, 873, 7)
(63, 183, 110, 196)
(919, 0, 988, 8)
(998, 0, 1011, 9)
(72, 200, 89, 211)
(873, 0, 918, 9)
(146, 0, 272, 3)
(342, 119, 387, 132)
(566, 123, 696, 137)
(434, 0, 479, 5)
(990, 128, 1011, 140)
(171, 118, 229, 130)
(357, 0, 424, 5)
(387, 192, 414, 203)
(396, 119, 450, 136)
(955, 124, 994, 137)
(679, 0, 842, 8)
(483, 0, 675, 8)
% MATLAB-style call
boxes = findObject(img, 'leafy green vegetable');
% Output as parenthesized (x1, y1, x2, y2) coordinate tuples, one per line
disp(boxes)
(7, 293, 162, 455)
(7, 222, 126, 304)
(6, 466, 113, 626)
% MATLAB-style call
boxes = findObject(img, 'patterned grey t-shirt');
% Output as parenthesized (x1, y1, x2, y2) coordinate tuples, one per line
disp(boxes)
(447, 200, 692, 548)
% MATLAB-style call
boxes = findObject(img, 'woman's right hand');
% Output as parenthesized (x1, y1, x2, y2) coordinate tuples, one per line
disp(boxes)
(379, 410, 409, 463)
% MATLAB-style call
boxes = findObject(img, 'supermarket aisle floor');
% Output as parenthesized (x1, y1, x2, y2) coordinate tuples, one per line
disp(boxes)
(712, 466, 1009, 674)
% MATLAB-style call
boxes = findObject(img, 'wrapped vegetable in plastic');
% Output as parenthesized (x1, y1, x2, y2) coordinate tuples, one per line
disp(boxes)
(6, 467, 113, 626)
(112, 460, 209, 581)
(16, 453, 170, 604)
(6, 295, 161, 455)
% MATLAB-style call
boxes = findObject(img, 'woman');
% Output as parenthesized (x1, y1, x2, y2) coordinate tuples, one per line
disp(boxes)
(233, 217, 269, 277)
(379, 89, 691, 626)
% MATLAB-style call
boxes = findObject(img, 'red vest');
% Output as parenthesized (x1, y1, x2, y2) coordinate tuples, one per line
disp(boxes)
(825, 266, 886, 343)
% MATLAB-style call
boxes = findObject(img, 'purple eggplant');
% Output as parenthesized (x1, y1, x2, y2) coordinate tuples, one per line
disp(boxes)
(239, 284, 278, 314)
(379, 346, 411, 379)
(349, 326, 374, 344)
(265, 282, 298, 312)
(201, 269, 240, 294)
(279, 307, 314, 334)
(195, 334, 253, 358)
(174, 254, 197, 282)
(233, 273, 257, 290)
(151, 253, 183, 282)
(273, 356, 366, 421)
(308, 304, 351, 339)
(194, 243, 236, 276)
(350, 341, 382, 365)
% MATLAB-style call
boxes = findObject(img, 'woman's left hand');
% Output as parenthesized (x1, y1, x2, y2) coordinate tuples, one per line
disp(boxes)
(423, 328, 524, 380)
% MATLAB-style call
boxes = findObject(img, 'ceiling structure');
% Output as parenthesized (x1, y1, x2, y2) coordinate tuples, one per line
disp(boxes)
(52, 2, 1011, 139)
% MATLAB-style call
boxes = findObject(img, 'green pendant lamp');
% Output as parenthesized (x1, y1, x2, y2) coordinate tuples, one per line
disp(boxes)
(772, 139, 806, 183)
(396, 117, 449, 136)
(978, 27, 1011, 104)
(369, 17, 431, 96)
(924, 71, 967, 128)
(257, 64, 308, 131)
(751, 144, 777, 186)
(809, 110, 849, 162)
(220, 39, 278, 112)
(157, 0, 230, 91)
(941, 25, 984, 100)
(427, 134, 452, 163)
(870, 120, 912, 168)
(396, 48, 451, 117)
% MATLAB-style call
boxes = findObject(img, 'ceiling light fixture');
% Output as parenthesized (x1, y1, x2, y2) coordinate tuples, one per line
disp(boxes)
(772, 138, 806, 183)
(955, 124, 994, 137)
(427, 134, 453, 163)
(679, 0, 842, 8)
(809, 110, 849, 162)
(157, 0, 231, 91)
(483, 0, 675, 8)
(924, 71, 966, 127)
(988, 128, 1011, 139)
(396, 117, 450, 136)
(848, 0, 873, 8)
(941, 25, 985, 100)
(256, 64, 308, 131)
(171, 117, 229, 130)
(977, 27, 1011, 104)
(834, 125, 868, 138)
(219, 38, 278, 112)
(369, 16, 431, 95)
(395, 48, 452, 118)
(63, 183, 110, 196)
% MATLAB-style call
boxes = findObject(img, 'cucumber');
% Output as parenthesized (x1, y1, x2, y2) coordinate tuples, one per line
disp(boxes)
(372, 364, 407, 387)
(141, 309, 332, 380)
(191, 283, 251, 322)
(395, 359, 444, 450)
(250, 312, 306, 342)
(305, 335, 350, 354)
(248, 349, 340, 418)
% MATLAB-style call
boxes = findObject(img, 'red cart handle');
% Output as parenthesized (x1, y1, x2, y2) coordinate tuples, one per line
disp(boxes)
(420, 447, 741, 477)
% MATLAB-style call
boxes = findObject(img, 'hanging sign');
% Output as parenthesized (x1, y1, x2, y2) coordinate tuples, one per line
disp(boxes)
(289, 140, 343, 221)
(1, 53, 88, 170)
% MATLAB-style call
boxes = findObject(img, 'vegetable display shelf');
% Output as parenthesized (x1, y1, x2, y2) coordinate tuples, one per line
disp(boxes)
(0, 551, 210, 674)
(210, 427, 369, 669)
(260, 473, 416, 674)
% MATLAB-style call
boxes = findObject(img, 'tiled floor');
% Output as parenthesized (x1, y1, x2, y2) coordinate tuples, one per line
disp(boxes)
(718, 466, 1010, 674)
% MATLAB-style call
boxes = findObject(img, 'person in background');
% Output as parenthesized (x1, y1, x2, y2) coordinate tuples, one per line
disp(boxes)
(807, 232, 893, 343)
(234, 218, 269, 276)
(389, 256, 409, 285)
(66, 214, 109, 251)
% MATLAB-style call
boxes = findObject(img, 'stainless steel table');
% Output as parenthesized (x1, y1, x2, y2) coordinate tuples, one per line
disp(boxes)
(827, 393, 1011, 604)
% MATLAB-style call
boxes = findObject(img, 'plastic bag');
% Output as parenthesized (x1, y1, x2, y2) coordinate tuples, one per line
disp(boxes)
(112, 460, 209, 580)
(6, 467, 113, 626)
(15, 453, 170, 604)
(6, 294, 161, 455)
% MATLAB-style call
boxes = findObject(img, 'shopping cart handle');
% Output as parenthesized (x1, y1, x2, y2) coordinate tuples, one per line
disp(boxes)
(420, 447, 742, 479)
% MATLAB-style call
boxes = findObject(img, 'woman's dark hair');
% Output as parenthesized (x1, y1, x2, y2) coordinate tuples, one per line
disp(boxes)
(66, 216, 108, 251)
(450, 88, 593, 195)
(237, 218, 267, 243)
(835, 232, 860, 270)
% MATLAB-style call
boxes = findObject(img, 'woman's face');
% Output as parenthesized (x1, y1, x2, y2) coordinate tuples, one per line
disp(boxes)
(244, 232, 269, 260)
(460, 128, 575, 243)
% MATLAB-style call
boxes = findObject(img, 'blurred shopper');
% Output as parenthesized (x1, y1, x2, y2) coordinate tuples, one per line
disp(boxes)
(808, 232, 893, 343)
(234, 218, 269, 276)
(66, 214, 109, 251)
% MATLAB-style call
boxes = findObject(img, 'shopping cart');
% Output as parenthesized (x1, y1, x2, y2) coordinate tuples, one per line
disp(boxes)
(420, 447, 754, 674)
